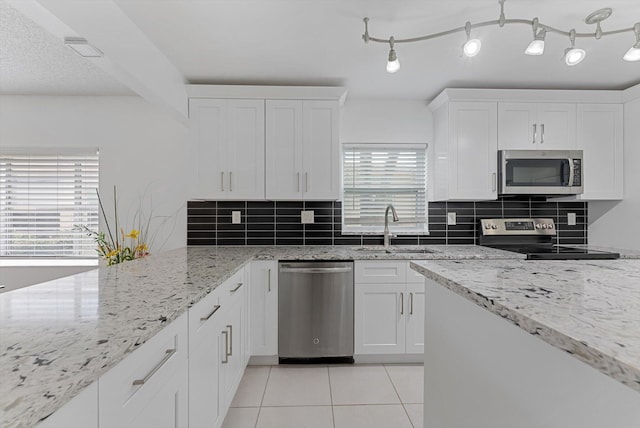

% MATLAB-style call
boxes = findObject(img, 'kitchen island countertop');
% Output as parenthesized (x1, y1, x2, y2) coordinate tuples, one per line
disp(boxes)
(410, 258, 640, 394)
(0, 244, 518, 428)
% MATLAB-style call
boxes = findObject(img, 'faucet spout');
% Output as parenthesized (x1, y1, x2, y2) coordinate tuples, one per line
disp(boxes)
(383, 204, 399, 248)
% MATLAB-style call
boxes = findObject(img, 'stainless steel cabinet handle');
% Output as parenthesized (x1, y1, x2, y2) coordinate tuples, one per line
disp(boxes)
(409, 292, 414, 315)
(400, 292, 404, 315)
(229, 171, 233, 191)
(267, 269, 271, 292)
(132, 348, 176, 385)
(540, 124, 545, 144)
(200, 304, 221, 322)
(221, 172, 224, 191)
(221, 331, 228, 364)
(297, 172, 300, 192)
(227, 324, 233, 356)
(305, 172, 308, 192)
(532, 124, 537, 144)
(492, 172, 497, 192)
(230, 282, 243, 293)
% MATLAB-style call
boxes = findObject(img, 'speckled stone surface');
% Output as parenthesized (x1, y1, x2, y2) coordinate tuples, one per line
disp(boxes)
(411, 259, 640, 394)
(0, 245, 519, 427)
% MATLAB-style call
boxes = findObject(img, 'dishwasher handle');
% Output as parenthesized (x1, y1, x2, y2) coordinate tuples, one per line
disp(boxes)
(279, 267, 352, 274)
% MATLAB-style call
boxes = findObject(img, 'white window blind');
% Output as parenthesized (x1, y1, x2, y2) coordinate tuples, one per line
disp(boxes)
(0, 148, 99, 258)
(342, 144, 428, 234)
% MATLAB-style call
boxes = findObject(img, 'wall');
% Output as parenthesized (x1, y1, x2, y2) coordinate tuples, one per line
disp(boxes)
(0, 95, 189, 289)
(589, 92, 640, 250)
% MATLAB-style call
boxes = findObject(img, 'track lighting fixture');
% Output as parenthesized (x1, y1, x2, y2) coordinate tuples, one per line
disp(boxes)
(525, 18, 546, 56)
(386, 37, 400, 73)
(361, 1, 639, 72)
(623, 23, 640, 62)
(462, 21, 481, 57)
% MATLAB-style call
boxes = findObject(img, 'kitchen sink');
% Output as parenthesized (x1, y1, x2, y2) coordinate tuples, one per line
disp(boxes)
(352, 247, 435, 254)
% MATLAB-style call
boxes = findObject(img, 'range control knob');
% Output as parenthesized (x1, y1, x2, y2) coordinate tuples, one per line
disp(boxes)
(535, 223, 543, 229)
(491, 224, 498, 229)
(548, 223, 554, 229)
(484, 224, 492, 229)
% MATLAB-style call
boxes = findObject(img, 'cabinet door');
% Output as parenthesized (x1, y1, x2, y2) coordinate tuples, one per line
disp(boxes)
(189, 292, 223, 428)
(266, 100, 303, 199)
(498, 102, 537, 149)
(449, 102, 498, 200)
(302, 100, 340, 200)
(227, 100, 265, 200)
(405, 282, 425, 354)
(250, 261, 278, 356)
(220, 295, 245, 410)
(99, 314, 188, 428)
(190, 99, 228, 199)
(536, 103, 576, 148)
(577, 104, 624, 200)
(355, 283, 406, 354)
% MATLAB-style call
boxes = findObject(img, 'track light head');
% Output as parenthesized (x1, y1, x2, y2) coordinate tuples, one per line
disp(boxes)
(386, 37, 400, 73)
(463, 21, 481, 57)
(623, 23, 640, 61)
(525, 28, 546, 56)
(564, 29, 585, 66)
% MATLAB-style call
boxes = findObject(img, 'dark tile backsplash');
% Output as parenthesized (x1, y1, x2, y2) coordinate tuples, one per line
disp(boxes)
(187, 198, 588, 246)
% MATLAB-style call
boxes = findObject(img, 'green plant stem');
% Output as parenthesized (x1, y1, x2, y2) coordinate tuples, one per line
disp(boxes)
(95, 188, 115, 248)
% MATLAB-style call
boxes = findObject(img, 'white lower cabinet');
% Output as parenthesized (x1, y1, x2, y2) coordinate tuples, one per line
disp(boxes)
(98, 313, 189, 428)
(249, 261, 278, 357)
(354, 261, 425, 355)
(36, 382, 98, 428)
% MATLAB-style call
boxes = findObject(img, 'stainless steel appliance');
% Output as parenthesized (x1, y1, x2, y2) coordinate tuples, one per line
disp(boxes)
(479, 218, 619, 260)
(278, 261, 354, 363)
(499, 150, 583, 196)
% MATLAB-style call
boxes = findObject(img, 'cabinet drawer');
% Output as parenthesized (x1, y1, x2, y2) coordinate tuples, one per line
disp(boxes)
(98, 313, 188, 421)
(218, 267, 246, 308)
(189, 287, 221, 340)
(355, 261, 406, 284)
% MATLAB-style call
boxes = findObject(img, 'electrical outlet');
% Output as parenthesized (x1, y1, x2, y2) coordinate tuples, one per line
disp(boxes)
(567, 212, 576, 226)
(301, 210, 315, 224)
(232, 211, 241, 224)
(447, 212, 457, 226)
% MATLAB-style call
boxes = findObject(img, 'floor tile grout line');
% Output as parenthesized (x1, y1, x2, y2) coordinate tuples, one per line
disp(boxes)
(327, 366, 337, 428)
(383, 364, 415, 427)
(255, 365, 272, 428)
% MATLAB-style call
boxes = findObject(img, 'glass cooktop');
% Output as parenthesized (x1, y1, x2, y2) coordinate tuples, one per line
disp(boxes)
(485, 244, 620, 260)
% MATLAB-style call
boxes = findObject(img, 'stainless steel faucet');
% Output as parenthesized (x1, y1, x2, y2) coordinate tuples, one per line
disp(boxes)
(383, 204, 399, 248)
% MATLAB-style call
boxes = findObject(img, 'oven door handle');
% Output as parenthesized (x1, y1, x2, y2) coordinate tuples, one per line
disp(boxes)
(279, 267, 352, 274)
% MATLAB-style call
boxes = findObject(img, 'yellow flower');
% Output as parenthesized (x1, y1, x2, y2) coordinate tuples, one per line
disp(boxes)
(106, 249, 119, 258)
(135, 243, 149, 253)
(126, 229, 140, 239)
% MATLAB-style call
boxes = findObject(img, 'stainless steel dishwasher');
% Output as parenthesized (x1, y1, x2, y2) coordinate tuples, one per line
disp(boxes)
(278, 261, 354, 363)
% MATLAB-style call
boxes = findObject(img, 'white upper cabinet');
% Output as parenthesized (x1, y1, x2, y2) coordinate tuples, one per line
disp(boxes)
(266, 100, 340, 200)
(498, 102, 576, 149)
(430, 100, 498, 201)
(576, 104, 624, 200)
(189, 99, 265, 200)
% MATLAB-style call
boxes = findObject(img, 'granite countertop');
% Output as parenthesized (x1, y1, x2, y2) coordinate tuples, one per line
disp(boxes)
(0, 244, 519, 428)
(410, 258, 640, 393)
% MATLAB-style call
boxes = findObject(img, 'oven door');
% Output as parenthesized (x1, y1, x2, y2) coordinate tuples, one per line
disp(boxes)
(499, 150, 583, 195)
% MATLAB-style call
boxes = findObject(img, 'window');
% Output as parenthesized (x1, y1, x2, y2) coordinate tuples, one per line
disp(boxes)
(0, 148, 99, 259)
(342, 144, 428, 234)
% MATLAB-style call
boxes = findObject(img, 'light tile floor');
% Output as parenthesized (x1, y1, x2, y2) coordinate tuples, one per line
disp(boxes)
(222, 364, 424, 428)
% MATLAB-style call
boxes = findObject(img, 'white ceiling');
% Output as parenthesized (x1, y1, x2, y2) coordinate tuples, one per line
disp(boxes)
(0, 2, 131, 95)
(2, 0, 640, 100)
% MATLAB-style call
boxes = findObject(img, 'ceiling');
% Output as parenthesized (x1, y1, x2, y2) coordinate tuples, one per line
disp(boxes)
(2, 0, 640, 100)
(0, 2, 131, 95)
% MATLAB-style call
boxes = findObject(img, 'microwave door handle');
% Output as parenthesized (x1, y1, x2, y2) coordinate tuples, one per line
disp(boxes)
(567, 158, 574, 187)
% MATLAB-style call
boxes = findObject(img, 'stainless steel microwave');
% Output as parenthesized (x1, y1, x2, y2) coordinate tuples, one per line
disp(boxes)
(498, 150, 583, 196)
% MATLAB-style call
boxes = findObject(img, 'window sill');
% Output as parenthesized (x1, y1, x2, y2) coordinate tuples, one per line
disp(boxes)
(0, 259, 99, 268)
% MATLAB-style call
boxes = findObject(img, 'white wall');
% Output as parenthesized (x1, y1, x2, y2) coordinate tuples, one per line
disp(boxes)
(589, 92, 640, 251)
(341, 99, 433, 144)
(0, 95, 189, 288)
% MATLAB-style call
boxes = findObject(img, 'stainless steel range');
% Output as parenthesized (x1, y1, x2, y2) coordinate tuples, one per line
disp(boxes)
(479, 218, 619, 260)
